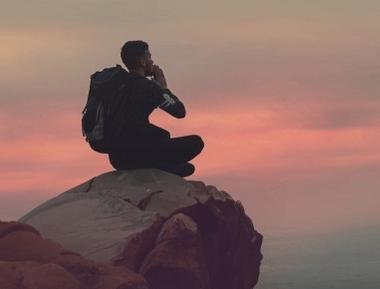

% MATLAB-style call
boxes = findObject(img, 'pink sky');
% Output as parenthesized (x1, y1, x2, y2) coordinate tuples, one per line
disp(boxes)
(1, 1, 380, 237)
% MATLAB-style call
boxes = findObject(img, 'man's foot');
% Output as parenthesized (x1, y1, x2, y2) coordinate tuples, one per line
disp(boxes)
(155, 162, 195, 177)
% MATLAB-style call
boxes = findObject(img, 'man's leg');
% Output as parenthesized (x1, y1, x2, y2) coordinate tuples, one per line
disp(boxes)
(153, 162, 195, 177)
(108, 135, 204, 176)
(149, 135, 204, 165)
(145, 124, 171, 140)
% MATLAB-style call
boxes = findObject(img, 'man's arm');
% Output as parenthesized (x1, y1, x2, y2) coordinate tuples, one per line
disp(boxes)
(157, 87, 186, 118)
(150, 65, 186, 118)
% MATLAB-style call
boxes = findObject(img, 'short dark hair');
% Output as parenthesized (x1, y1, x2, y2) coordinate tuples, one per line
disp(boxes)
(120, 40, 149, 70)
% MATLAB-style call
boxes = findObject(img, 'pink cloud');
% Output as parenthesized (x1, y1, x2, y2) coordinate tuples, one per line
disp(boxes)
(1, 96, 379, 188)
(1, 89, 380, 231)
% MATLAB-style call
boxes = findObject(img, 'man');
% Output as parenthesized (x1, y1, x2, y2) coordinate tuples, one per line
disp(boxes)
(108, 40, 204, 177)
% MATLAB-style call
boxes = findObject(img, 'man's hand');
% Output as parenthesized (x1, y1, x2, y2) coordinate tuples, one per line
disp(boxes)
(152, 65, 168, 89)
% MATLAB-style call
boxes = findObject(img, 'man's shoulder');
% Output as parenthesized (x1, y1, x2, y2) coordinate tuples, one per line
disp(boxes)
(132, 76, 162, 93)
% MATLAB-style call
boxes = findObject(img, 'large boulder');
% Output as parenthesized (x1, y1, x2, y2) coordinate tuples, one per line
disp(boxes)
(0, 221, 148, 289)
(18, 169, 263, 289)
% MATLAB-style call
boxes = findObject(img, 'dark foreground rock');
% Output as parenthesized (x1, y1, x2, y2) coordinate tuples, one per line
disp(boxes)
(0, 221, 148, 289)
(11, 169, 263, 289)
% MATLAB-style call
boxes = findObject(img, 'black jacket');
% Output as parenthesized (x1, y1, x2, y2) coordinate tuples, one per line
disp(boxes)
(115, 72, 186, 145)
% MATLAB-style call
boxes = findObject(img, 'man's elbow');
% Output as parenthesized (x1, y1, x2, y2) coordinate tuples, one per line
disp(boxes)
(174, 104, 186, 118)
(163, 102, 186, 118)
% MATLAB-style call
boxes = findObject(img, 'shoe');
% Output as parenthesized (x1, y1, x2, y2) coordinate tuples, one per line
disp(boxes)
(155, 162, 195, 177)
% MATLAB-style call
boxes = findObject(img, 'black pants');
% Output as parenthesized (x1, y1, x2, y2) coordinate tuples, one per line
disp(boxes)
(108, 126, 204, 174)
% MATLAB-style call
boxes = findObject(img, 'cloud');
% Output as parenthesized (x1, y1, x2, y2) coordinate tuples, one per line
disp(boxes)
(1, 7, 379, 112)
(273, 100, 380, 129)
(1, 96, 379, 190)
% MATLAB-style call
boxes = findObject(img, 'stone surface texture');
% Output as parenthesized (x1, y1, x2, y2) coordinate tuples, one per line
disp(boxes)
(0, 221, 148, 289)
(7, 169, 263, 289)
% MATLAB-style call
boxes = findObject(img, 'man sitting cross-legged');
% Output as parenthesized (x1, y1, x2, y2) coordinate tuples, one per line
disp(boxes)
(107, 40, 204, 177)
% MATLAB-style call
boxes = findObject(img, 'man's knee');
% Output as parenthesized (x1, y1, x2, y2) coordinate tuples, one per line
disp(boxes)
(188, 135, 204, 153)
(108, 153, 121, 170)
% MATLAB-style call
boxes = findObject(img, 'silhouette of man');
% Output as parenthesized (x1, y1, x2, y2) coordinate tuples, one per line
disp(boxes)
(108, 40, 204, 177)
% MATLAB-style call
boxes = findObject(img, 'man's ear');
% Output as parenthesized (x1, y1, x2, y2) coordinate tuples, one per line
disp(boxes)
(138, 56, 146, 67)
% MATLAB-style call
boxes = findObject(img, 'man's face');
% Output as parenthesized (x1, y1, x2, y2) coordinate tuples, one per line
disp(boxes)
(141, 49, 154, 76)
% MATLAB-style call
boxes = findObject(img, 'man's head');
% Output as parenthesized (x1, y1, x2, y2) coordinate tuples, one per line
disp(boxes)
(120, 40, 154, 76)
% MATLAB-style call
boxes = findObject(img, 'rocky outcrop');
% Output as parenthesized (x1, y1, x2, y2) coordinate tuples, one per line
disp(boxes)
(13, 169, 263, 289)
(0, 221, 148, 289)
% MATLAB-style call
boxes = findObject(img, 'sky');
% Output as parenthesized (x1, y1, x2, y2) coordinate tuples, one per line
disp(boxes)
(1, 1, 380, 287)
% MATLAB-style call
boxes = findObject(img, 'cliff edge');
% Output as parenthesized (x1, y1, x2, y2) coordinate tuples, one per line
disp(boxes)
(2, 169, 262, 289)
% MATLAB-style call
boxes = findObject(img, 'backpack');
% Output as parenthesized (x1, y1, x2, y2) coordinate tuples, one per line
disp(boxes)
(81, 65, 132, 153)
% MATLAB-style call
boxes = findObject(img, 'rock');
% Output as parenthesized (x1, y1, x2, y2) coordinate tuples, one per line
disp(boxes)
(18, 169, 263, 289)
(19, 169, 195, 262)
(138, 213, 211, 289)
(0, 261, 81, 289)
(0, 221, 149, 289)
